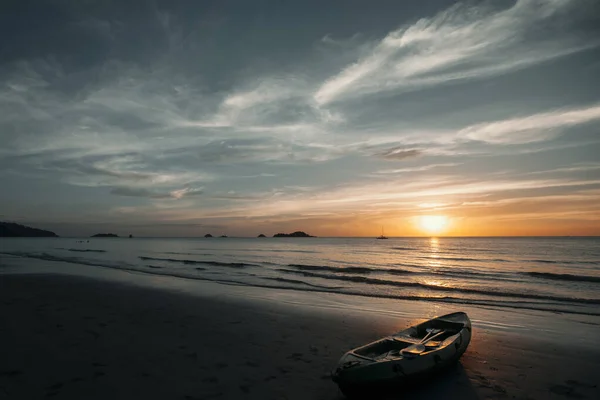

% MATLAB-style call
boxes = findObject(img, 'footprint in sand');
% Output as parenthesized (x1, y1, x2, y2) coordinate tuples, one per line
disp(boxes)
(566, 379, 597, 389)
(549, 384, 584, 399)
(0, 370, 22, 377)
(239, 384, 251, 394)
(45, 383, 63, 397)
(46, 383, 63, 391)
(92, 362, 107, 367)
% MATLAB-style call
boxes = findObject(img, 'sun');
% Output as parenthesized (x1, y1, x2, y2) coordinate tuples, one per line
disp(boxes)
(418, 215, 448, 235)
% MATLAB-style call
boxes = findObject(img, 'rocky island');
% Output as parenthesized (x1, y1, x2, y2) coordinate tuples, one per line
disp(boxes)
(257, 234, 266, 238)
(0, 221, 58, 237)
(91, 233, 119, 238)
(273, 231, 315, 238)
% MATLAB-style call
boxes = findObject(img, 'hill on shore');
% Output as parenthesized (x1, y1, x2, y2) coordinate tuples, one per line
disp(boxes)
(0, 222, 58, 237)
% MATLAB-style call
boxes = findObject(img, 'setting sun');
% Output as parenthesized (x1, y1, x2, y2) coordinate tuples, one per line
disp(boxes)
(418, 215, 448, 235)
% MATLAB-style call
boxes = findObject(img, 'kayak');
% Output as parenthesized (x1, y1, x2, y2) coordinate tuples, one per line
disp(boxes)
(331, 312, 471, 397)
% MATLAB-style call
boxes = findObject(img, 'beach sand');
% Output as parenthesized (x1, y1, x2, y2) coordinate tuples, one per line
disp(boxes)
(1, 272, 599, 400)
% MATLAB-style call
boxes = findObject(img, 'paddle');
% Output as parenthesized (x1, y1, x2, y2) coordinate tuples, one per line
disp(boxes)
(401, 329, 446, 356)
(420, 328, 441, 343)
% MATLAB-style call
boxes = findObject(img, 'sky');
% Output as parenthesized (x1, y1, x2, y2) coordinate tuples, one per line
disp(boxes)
(1, 0, 600, 237)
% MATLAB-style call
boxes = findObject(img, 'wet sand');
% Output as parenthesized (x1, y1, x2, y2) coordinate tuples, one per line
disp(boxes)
(1, 273, 598, 399)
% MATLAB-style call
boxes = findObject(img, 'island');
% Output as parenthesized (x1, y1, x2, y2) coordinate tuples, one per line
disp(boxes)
(273, 231, 315, 238)
(204, 234, 213, 238)
(91, 233, 119, 238)
(220, 235, 228, 238)
(0, 221, 59, 237)
(257, 234, 266, 238)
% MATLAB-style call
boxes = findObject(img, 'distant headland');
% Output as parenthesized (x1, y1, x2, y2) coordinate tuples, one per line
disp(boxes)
(0, 221, 58, 237)
(273, 231, 315, 238)
(91, 233, 119, 238)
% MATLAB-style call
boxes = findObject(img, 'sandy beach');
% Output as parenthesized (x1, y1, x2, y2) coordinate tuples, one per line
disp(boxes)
(1, 270, 598, 400)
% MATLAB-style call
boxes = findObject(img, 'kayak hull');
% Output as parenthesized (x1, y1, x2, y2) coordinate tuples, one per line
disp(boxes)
(332, 312, 471, 397)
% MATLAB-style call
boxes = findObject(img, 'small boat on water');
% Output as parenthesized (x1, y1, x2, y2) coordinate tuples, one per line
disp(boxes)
(376, 227, 388, 239)
(331, 312, 471, 397)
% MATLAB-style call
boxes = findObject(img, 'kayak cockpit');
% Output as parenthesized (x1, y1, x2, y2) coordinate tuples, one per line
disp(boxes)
(350, 316, 468, 361)
(352, 338, 414, 360)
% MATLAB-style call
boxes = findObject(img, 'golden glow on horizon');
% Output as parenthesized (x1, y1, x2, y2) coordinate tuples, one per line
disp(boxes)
(418, 215, 448, 235)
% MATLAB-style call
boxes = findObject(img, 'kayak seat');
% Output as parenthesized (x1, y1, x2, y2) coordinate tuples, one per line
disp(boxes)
(424, 340, 441, 348)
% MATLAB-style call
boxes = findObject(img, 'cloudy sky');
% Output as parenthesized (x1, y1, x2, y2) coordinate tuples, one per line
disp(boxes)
(1, 0, 600, 237)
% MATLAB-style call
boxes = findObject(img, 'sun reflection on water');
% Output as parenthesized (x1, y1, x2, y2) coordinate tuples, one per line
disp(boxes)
(428, 237, 441, 267)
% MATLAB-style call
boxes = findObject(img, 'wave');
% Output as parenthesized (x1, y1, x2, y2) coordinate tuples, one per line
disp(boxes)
(430, 269, 518, 283)
(58, 248, 106, 253)
(162, 251, 214, 256)
(522, 271, 600, 283)
(391, 262, 426, 269)
(278, 269, 600, 305)
(138, 256, 254, 268)
(262, 277, 339, 289)
(391, 247, 417, 251)
(416, 256, 484, 262)
(287, 264, 411, 275)
(524, 259, 600, 266)
(206, 248, 317, 254)
(528, 259, 556, 264)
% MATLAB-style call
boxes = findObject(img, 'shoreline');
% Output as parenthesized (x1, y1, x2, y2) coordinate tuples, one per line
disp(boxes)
(2, 252, 599, 319)
(1, 263, 599, 399)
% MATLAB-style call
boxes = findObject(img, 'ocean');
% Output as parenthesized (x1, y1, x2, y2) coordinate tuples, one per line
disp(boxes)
(1, 237, 599, 316)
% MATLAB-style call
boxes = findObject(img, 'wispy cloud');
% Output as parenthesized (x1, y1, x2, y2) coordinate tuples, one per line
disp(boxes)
(375, 163, 461, 175)
(314, 0, 598, 105)
(110, 186, 203, 199)
(377, 147, 423, 161)
(459, 105, 600, 144)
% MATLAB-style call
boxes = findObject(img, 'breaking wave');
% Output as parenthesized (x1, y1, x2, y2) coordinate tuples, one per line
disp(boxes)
(287, 264, 411, 275)
(138, 256, 255, 268)
(522, 271, 600, 283)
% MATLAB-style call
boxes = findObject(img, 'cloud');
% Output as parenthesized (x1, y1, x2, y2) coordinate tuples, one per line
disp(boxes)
(169, 187, 203, 199)
(375, 163, 461, 174)
(377, 147, 423, 161)
(180, 78, 311, 129)
(459, 105, 600, 144)
(109, 186, 203, 199)
(314, 0, 598, 105)
(110, 187, 171, 198)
